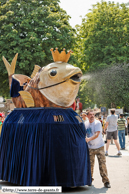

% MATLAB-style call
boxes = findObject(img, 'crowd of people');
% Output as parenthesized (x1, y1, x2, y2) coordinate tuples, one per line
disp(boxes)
(71, 97, 83, 114)
(0, 111, 11, 135)
(80, 108, 129, 189)
(0, 112, 5, 135)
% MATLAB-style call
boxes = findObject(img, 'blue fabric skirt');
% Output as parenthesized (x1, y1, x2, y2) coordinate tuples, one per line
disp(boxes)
(0, 108, 91, 186)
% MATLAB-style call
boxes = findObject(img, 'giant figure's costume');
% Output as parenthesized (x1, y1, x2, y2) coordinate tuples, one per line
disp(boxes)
(0, 48, 91, 186)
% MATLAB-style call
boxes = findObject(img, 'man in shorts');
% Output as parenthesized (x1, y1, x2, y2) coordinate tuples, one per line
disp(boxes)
(104, 109, 122, 156)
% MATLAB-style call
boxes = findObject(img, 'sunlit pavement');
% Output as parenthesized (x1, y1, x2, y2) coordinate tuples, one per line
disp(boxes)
(0, 136, 129, 194)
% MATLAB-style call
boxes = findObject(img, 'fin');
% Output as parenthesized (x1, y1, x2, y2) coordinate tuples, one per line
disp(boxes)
(19, 91, 35, 107)
(2, 53, 18, 76)
(31, 65, 41, 78)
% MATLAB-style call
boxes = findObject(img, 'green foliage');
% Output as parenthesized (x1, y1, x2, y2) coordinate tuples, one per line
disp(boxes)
(0, 0, 75, 97)
(75, 1, 129, 110)
(78, 79, 95, 109)
(79, 63, 129, 109)
(76, 1, 129, 71)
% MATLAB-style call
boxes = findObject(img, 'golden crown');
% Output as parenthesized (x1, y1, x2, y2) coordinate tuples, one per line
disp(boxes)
(50, 48, 73, 63)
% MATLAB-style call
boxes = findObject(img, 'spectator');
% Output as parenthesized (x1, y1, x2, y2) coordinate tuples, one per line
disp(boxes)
(75, 97, 82, 114)
(117, 114, 126, 149)
(102, 117, 106, 130)
(98, 117, 102, 125)
(127, 117, 129, 140)
(104, 109, 121, 156)
(85, 110, 111, 188)
(80, 112, 88, 121)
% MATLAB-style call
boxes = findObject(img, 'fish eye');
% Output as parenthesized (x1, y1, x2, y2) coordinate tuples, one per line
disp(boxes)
(50, 70, 57, 76)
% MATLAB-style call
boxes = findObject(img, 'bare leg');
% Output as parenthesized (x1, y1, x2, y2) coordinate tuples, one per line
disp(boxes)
(111, 136, 113, 144)
(114, 139, 120, 151)
(106, 140, 111, 152)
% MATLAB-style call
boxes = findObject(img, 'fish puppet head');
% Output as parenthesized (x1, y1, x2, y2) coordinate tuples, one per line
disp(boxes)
(38, 67, 81, 107)
(3, 48, 82, 108)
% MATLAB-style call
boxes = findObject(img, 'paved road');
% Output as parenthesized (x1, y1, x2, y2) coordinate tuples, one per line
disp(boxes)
(0, 136, 129, 194)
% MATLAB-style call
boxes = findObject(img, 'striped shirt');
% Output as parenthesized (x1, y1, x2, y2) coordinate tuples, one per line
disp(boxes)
(117, 118, 126, 130)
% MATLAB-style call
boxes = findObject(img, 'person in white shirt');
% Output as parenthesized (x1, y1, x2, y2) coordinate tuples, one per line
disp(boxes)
(85, 110, 111, 188)
(104, 109, 121, 156)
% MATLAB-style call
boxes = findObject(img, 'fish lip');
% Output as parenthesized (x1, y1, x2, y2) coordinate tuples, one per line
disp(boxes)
(69, 73, 82, 83)
(63, 69, 82, 83)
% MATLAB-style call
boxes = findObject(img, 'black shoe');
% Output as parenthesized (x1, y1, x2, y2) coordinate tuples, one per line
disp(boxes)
(117, 152, 122, 156)
(104, 182, 111, 188)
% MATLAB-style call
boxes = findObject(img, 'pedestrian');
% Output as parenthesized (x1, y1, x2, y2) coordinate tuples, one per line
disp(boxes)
(102, 117, 106, 129)
(104, 109, 122, 156)
(85, 110, 111, 188)
(117, 114, 126, 149)
(98, 117, 102, 125)
(75, 97, 82, 114)
(80, 112, 88, 121)
(127, 117, 129, 140)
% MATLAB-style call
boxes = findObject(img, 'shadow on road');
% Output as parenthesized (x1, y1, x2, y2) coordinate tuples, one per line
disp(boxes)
(62, 185, 108, 193)
(62, 186, 89, 193)
(0, 181, 17, 189)
(107, 155, 122, 158)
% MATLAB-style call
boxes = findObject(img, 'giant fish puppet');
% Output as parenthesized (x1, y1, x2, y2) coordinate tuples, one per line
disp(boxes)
(0, 48, 91, 187)
(3, 48, 82, 108)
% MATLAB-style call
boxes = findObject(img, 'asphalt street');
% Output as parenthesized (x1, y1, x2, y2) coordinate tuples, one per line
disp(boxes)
(0, 136, 129, 194)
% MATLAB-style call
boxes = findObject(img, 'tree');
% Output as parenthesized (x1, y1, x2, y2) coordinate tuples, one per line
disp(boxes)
(0, 0, 75, 97)
(79, 63, 129, 110)
(76, 1, 129, 71)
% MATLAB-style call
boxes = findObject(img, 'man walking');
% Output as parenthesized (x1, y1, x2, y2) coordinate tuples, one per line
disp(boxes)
(117, 114, 126, 150)
(85, 110, 111, 188)
(104, 109, 122, 156)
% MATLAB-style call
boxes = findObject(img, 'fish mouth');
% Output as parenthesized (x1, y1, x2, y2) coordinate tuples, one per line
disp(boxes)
(69, 73, 82, 83)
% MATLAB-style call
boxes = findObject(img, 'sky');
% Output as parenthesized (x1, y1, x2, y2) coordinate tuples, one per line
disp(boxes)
(59, 0, 129, 27)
